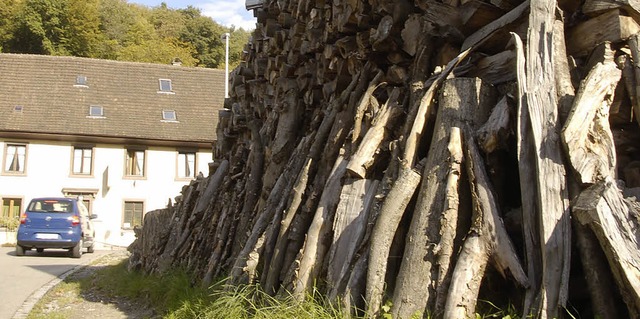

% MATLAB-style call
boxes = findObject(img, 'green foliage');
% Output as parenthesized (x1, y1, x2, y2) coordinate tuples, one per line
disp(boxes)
(0, 215, 19, 230)
(0, 0, 248, 68)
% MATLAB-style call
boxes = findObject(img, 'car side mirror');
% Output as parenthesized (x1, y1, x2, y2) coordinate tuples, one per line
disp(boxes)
(90, 214, 98, 219)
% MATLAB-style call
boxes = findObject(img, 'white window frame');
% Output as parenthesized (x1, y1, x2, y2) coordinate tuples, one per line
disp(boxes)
(162, 110, 177, 122)
(88, 105, 104, 117)
(158, 79, 173, 93)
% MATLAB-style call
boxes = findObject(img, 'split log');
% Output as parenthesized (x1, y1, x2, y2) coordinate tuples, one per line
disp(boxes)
(365, 163, 422, 318)
(566, 9, 640, 57)
(443, 129, 528, 319)
(562, 59, 620, 184)
(523, 2, 572, 317)
(573, 180, 640, 317)
(391, 77, 496, 319)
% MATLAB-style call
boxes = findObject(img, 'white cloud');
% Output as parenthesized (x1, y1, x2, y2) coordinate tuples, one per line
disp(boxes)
(199, 1, 257, 30)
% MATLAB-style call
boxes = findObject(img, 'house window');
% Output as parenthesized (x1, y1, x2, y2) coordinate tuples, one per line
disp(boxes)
(177, 151, 196, 179)
(159, 79, 172, 92)
(89, 105, 104, 117)
(123, 201, 144, 229)
(3, 144, 27, 174)
(125, 149, 145, 177)
(162, 110, 177, 121)
(76, 75, 88, 86)
(72, 147, 93, 175)
(1, 197, 22, 229)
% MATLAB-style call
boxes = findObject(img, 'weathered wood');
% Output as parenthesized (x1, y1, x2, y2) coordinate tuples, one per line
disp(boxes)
(627, 34, 640, 127)
(443, 130, 527, 319)
(391, 78, 495, 319)
(512, 31, 543, 318)
(403, 49, 472, 167)
(326, 178, 379, 299)
(461, 0, 530, 51)
(433, 127, 464, 316)
(365, 163, 422, 318)
(562, 60, 620, 184)
(477, 96, 511, 153)
(573, 180, 640, 317)
(347, 88, 401, 178)
(566, 9, 640, 57)
(525, 2, 572, 317)
(553, 16, 576, 124)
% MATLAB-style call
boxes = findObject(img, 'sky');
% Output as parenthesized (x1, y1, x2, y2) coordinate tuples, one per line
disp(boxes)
(129, 0, 257, 30)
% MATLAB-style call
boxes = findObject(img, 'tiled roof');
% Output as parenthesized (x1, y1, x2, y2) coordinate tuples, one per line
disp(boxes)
(0, 53, 226, 145)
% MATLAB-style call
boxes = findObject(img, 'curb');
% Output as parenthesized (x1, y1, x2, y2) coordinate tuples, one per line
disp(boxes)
(11, 251, 124, 319)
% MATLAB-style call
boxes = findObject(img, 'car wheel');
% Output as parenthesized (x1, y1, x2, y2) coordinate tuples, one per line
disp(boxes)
(36, 248, 44, 253)
(87, 244, 94, 253)
(71, 239, 82, 258)
(15, 245, 25, 256)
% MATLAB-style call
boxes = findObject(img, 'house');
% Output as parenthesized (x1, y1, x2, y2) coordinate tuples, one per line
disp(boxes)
(0, 53, 226, 248)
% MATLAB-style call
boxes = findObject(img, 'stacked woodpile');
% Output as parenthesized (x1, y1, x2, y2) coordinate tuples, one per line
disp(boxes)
(128, 0, 640, 318)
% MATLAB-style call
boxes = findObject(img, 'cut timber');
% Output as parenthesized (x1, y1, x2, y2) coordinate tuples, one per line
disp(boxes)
(326, 178, 379, 299)
(526, 0, 573, 315)
(443, 130, 528, 319)
(347, 88, 401, 178)
(627, 34, 640, 127)
(391, 78, 495, 319)
(583, 0, 640, 22)
(403, 49, 472, 167)
(365, 163, 422, 318)
(477, 96, 511, 153)
(512, 32, 543, 317)
(433, 127, 464, 316)
(562, 60, 620, 184)
(566, 9, 640, 56)
(461, 0, 530, 51)
(573, 180, 640, 317)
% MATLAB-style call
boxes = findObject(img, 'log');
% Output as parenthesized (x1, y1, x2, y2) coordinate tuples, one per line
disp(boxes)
(562, 60, 620, 184)
(566, 9, 640, 57)
(365, 163, 422, 318)
(443, 129, 527, 319)
(524, 2, 572, 317)
(573, 180, 640, 317)
(391, 78, 495, 319)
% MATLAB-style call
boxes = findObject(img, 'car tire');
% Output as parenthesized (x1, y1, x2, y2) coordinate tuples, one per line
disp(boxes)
(71, 240, 82, 258)
(87, 244, 94, 254)
(36, 248, 44, 253)
(15, 245, 25, 256)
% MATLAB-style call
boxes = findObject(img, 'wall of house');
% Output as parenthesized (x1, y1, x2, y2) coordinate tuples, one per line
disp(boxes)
(0, 139, 212, 249)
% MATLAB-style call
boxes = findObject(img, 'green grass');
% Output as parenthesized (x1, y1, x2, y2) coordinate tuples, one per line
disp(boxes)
(29, 256, 524, 319)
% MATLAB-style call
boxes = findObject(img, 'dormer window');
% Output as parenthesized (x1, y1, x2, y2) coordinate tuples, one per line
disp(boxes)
(89, 105, 104, 117)
(75, 75, 88, 87)
(162, 110, 177, 122)
(158, 79, 173, 93)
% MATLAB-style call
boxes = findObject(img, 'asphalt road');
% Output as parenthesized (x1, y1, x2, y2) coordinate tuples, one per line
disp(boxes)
(0, 246, 109, 318)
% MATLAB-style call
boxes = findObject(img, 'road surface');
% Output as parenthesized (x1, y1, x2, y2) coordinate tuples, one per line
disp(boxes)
(0, 246, 109, 318)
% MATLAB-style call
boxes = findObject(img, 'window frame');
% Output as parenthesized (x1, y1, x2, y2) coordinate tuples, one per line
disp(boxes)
(2, 143, 28, 175)
(176, 151, 197, 180)
(122, 200, 144, 229)
(75, 75, 88, 87)
(162, 110, 177, 122)
(158, 79, 174, 93)
(71, 145, 94, 177)
(88, 105, 104, 118)
(124, 147, 147, 179)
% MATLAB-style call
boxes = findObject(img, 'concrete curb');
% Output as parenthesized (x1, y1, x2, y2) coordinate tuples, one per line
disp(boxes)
(11, 250, 124, 319)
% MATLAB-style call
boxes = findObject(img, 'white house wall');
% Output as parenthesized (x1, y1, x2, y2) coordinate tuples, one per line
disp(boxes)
(0, 139, 212, 249)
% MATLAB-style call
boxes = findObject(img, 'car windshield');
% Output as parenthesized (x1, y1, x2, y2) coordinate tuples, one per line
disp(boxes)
(28, 199, 73, 213)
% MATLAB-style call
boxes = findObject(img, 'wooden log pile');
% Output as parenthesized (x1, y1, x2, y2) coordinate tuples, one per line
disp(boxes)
(128, 0, 640, 318)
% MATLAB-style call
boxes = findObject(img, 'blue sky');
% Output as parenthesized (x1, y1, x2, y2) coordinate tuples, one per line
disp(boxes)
(129, 0, 257, 30)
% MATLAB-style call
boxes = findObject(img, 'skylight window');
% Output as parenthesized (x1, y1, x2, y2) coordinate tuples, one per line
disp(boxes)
(75, 75, 88, 86)
(159, 79, 172, 92)
(13, 105, 23, 113)
(89, 105, 104, 117)
(162, 110, 177, 121)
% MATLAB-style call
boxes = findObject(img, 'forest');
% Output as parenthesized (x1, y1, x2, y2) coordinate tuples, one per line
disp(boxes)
(0, 0, 251, 68)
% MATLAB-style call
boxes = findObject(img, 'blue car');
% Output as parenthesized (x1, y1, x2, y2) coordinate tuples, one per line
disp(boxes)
(16, 197, 97, 258)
